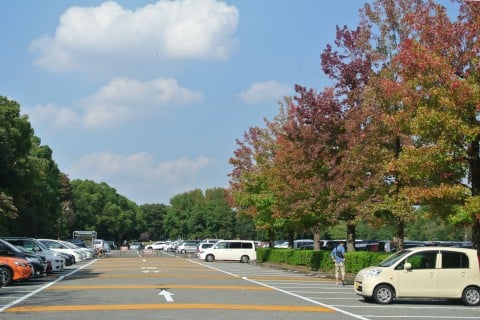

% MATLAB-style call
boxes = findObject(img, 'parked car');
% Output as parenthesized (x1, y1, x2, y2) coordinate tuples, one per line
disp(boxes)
(196, 242, 214, 258)
(63, 240, 95, 259)
(354, 246, 480, 306)
(39, 239, 84, 263)
(201, 239, 221, 244)
(176, 240, 200, 254)
(105, 240, 117, 250)
(0, 256, 33, 286)
(129, 241, 143, 250)
(294, 239, 314, 249)
(0, 239, 46, 278)
(274, 240, 289, 248)
(198, 240, 257, 263)
(0, 237, 65, 273)
(0, 266, 6, 287)
(64, 238, 88, 248)
(93, 239, 105, 251)
(145, 241, 167, 250)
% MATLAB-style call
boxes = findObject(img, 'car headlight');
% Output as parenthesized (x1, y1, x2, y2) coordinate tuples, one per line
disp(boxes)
(14, 261, 29, 267)
(365, 268, 382, 277)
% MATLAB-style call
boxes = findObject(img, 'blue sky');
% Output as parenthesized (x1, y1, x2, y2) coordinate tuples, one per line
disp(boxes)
(0, 0, 452, 205)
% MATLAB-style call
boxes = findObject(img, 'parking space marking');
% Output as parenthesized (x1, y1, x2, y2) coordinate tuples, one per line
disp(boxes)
(47, 284, 271, 291)
(0, 259, 97, 313)
(192, 259, 371, 320)
(5, 303, 334, 313)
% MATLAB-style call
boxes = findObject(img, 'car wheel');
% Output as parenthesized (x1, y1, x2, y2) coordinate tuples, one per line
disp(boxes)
(462, 286, 480, 306)
(373, 284, 394, 304)
(206, 254, 214, 262)
(240, 255, 249, 263)
(0, 266, 13, 286)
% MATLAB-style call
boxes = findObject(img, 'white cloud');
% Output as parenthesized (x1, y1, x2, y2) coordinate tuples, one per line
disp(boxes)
(27, 103, 81, 130)
(67, 151, 215, 204)
(30, 0, 239, 72)
(238, 80, 291, 104)
(25, 77, 202, 130)
(80, 77, 202, 128)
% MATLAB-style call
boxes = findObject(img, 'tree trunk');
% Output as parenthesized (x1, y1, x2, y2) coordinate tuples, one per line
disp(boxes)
(313, 223, 321, 251)
(472, 216, 480, 251)
(394, 218, 405, 251)
(468, 137, 480, 251)
(346, 221, 356, 252)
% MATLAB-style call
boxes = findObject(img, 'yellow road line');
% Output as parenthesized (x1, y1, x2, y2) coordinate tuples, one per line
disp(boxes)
(47, 284, 271, 290)
(69, 273, 237, 279)
(83, 267, 216, 272)
(6, 303, 334, 313)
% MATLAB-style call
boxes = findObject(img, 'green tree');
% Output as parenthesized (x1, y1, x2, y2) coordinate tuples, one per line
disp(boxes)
(204, 188, 236, 239)
(70, 179, 144, 243)
(0, 96, 33, 222)
(0, 97, 64, 237)
(141, 203, 169, 240)
(164, 189, 205, 240)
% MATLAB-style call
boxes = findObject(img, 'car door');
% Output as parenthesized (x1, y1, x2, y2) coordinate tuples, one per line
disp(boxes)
(396, 250, 439, 298)
(437, 250, 470, 298)
(212, 241, 229, 260)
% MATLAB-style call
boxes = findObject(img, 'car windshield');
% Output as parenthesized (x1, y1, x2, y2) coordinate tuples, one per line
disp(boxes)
(378, 249, 412, 267)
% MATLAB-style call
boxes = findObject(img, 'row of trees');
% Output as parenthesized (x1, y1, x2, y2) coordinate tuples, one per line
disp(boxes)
(227, 0, 480, 251)
(0, 96, 257, 243)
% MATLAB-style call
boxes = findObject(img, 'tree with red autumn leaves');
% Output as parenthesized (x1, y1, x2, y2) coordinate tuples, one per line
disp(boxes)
(228, 0, 480, 251)
(269, 86, 345, 249)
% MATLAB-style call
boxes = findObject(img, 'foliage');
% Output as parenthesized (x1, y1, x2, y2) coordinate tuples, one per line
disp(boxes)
(70, 179, 144, 243)
(163, 188, 249, 240)
(140, 203, 169, 240)
(228, 109, 286, 244)
(257, 248, 391, 274)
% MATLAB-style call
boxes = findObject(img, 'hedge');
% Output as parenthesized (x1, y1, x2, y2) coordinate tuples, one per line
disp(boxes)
(256, 248, 391, 274)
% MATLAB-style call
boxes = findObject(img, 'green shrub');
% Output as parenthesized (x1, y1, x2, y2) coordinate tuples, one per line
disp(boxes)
(257, 248, 391, 274)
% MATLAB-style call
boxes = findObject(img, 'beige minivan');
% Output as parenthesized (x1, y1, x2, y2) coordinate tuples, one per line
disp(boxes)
(354, 246, 480, 306)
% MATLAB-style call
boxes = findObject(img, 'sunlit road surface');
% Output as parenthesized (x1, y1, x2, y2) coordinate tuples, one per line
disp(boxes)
(1, 251, 478, 320)
(0, 251, 349, 320)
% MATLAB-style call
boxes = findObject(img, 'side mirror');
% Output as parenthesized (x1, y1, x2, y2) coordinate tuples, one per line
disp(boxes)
(404, 262, 412, 271)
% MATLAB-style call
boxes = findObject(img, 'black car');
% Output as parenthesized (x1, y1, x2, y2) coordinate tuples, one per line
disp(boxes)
(58, 252, 75, 266)
(0, 239, 47, 277)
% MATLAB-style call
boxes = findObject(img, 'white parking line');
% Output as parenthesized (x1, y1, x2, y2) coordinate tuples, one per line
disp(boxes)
(0, 260, 97, 313)
(191, 259, 371, 320)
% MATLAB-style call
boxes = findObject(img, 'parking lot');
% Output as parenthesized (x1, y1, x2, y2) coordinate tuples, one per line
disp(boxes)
(0, 251, 478, 320)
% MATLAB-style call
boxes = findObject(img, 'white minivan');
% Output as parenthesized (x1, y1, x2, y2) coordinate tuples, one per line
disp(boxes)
(354, 246, 480, 306)
(198, 240, 256, 263)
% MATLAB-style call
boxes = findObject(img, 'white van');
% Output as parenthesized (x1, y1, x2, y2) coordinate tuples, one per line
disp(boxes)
(354, 246, 480, 306)
(198, 240, 256, 263)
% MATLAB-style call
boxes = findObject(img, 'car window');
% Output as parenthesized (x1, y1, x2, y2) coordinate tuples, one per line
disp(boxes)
(216, 242, 227, 249)
(46, 241, 62, 249)
(229, 242, 242, 249)
(242, 242, 253, 249)
(0, 243, 11, 256)
(442, 250, 469, 269)
(406, 251, 438, 270)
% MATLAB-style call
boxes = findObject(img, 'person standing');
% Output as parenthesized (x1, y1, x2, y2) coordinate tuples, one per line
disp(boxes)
(331, 241, 346, 285)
